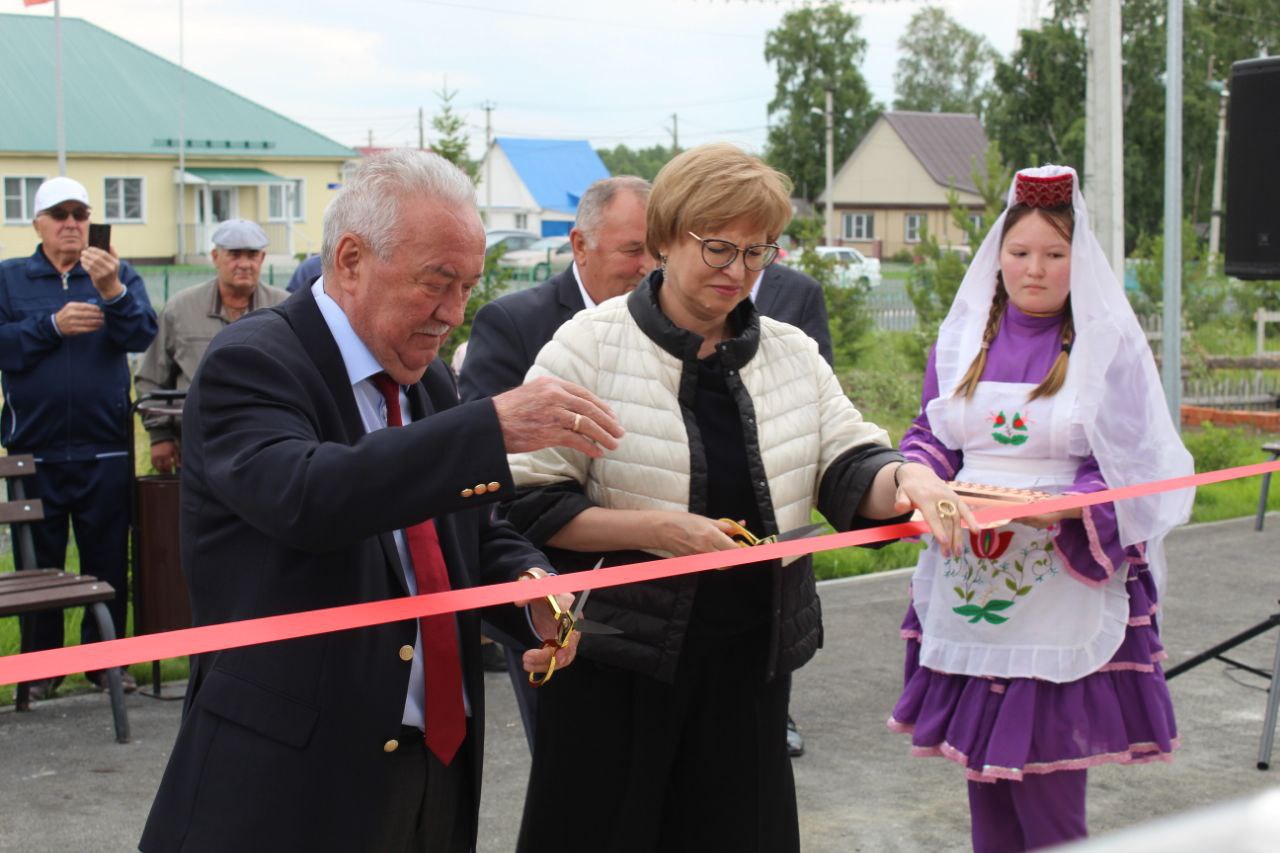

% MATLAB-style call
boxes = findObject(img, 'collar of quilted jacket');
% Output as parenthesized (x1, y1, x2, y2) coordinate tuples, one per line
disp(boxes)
(626, 271, 761, 368)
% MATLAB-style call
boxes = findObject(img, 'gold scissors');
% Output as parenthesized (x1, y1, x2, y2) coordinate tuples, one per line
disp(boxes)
(719, 520, 827, 548)
(529, 559, 621, 687)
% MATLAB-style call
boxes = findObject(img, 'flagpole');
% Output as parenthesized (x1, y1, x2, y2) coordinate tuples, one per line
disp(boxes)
(54, 0, 65, 175)
(176, 0, 187, 261)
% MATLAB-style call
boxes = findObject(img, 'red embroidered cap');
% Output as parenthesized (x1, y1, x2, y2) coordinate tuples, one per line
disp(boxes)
(1014, 172, 1073, 208)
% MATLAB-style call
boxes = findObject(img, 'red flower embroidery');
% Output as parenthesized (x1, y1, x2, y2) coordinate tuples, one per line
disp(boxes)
(1012, 415, 1026, 429)
(969, 529, 1015, 560)
(992, 411, 1006, 427)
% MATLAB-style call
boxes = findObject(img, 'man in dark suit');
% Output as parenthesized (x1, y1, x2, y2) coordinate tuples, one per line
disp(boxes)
(755, 262, 834, 367)
(140, 151, 623, 853)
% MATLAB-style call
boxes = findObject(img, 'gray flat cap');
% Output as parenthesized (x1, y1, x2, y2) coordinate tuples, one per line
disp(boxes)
(211, 219, 269, 251)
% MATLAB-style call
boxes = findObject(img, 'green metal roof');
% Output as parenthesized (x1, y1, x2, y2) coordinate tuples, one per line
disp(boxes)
(0, 13, 356, 158)
(182, 167, 287, 184)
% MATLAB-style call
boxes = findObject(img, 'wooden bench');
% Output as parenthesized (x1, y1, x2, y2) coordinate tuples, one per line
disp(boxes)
(0, 455, 130, 743)
(1258, 443, 1280, 532)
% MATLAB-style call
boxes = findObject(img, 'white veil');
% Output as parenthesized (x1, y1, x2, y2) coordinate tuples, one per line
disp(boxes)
(931, 165, 1193, 577)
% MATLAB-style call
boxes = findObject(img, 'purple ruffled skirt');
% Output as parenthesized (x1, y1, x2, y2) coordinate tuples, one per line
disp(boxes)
(887, 560, 1179, 782)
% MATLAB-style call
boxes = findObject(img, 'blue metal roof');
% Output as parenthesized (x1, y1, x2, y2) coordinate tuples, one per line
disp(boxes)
(496, 138, 609, 214)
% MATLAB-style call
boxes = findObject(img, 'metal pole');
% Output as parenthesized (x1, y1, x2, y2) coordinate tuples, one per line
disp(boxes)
(1207, 86, 1228, 275)
(1085, 0, 1125, 277)
(483, 102, 493, 225)
(1161, 0, 1183, 426)
(54, 0, 65, 175)
(176, 0, 187, 262)
(825, 88, 834, 246)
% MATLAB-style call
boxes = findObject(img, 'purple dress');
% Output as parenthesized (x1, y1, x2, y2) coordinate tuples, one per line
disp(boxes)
(888, 305, 1179, 782)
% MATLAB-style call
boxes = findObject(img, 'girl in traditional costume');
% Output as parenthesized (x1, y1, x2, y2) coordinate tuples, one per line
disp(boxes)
(887, 165, 1194, 851)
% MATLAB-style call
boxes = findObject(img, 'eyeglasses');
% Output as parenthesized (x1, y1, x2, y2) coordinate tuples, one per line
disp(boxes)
(42, 206, 90, 222)
(687, 231, 779, 272)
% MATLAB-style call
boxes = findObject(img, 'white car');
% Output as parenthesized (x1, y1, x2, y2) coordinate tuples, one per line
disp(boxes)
(808, 246, 882, 289)
(496, 236, 573, 279)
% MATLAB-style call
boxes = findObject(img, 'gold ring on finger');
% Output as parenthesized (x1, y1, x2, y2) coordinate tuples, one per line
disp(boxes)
(937, 499, 957, 519)
(571, 413, 582, 433)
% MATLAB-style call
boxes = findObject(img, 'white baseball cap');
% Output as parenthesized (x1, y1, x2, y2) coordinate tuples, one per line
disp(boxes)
(32, 177, 90, 216)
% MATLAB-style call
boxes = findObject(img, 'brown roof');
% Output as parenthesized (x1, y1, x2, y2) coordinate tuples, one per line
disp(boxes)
(882, 112, 989, 195)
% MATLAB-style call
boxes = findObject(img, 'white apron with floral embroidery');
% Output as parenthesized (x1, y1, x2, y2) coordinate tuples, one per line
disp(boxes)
(912, 379, 1130, 683)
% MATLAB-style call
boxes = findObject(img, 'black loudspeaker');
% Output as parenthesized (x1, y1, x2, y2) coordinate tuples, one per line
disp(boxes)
(1225, 57, 1280, 280)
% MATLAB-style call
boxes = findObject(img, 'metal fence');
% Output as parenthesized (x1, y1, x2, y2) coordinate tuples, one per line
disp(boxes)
(132, 264, 300, 306)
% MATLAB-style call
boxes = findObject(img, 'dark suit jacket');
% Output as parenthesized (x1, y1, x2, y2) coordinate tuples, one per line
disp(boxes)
(140, 285, 544, 852)
(756, 263, 834, 366)
(459, 268, 585, 401)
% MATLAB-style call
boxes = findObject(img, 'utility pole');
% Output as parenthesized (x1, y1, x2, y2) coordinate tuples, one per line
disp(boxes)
(367, 129, 373, 148)
(1161, 0, 1183, 426)
(1207, 83, 1229, 274)
(667, 113, 679, 155)
(481, 101, 495, 224)
(1085, 0, 1124, 277)
(824, 88, 834, 246)
(418, 107, 425, 150)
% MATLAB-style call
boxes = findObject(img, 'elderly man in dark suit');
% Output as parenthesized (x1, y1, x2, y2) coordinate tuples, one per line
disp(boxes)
(140, 150, 623, 853)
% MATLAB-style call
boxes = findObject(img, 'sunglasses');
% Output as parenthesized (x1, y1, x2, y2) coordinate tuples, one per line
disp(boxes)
(43, 206, 91, 222)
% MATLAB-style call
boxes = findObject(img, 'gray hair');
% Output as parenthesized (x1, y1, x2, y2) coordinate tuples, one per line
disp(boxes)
(573, 176, 650, 247)
(322, 149, 476, 273)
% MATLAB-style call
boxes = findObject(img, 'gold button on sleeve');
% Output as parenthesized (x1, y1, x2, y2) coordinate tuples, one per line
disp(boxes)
(487, 481, 501, 492)
(383, 739, 399, 753)
(461, 488, 474, 498)
(474, 483, 488, 495)
(398, 645, 414, 662)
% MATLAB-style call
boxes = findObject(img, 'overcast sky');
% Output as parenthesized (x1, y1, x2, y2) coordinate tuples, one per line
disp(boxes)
(23, 0, 1029, 156)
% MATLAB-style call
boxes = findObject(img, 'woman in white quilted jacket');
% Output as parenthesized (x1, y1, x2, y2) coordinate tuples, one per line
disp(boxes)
(503, 142, 974, 853)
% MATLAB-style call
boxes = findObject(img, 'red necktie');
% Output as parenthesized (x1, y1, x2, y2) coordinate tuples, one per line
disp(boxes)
(371, 373, 466, 766)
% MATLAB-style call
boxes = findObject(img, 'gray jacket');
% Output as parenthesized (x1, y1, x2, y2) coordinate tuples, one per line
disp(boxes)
(134, 278, 289, 443)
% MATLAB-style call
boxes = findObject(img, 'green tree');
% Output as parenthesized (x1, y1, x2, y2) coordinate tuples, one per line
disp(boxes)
(905, 143, 1011, 365)
(763, 2, 880, 202)
(432, 84, 478, 183)
(893, 7, 1001, 120)
(596, 144, 674, 182)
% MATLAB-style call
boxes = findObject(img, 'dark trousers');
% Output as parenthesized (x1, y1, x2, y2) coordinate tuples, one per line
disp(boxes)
(372, 726, 475, 853)
(517, 628, 798, 853)
(12, 456, 131, 652)
(968, 770, 1088, 852)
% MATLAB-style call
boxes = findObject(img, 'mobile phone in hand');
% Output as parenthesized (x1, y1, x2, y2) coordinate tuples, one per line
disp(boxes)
(88, 223, 111, 251)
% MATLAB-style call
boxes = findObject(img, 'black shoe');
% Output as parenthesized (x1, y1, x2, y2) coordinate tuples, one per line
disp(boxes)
(786, 715, 805, 758)
(480, 641, 507, 673)
(25, 676, 64, 702)
(85, 668, 138, 694)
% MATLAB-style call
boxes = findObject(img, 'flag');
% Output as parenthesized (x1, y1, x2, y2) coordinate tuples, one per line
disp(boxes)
(23, 0, 56, 6)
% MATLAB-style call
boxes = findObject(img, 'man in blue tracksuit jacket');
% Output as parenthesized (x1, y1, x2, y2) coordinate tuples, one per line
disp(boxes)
(0, 177, 157, 698)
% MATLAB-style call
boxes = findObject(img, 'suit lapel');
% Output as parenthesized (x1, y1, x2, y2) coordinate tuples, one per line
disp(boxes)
(554, 268, 586, 325)
(754, 267, 780, 316)
(279, 286, 367, 443)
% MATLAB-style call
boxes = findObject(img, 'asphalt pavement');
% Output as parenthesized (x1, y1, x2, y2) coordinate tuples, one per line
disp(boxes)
(2, 515, 1278, 851)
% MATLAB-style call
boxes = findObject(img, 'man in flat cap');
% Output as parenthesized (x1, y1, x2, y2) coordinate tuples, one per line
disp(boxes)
(0, 176, 158, 698)
(135, 219, 289, 473)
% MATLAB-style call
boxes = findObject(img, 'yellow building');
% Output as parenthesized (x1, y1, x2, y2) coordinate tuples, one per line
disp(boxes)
(817, 112, 989, 261)
(0, 14, 356, 264)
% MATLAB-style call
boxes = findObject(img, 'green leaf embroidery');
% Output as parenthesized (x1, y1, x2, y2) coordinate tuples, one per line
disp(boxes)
(982, 613, 1009, 624)
(992, 432, 1013, 445)
(1009, 434, 1029, 446)
(1018, 585, 1033, 595)
(954, 586, 965, 599)
(985, 599, 1014, 611)
(953, 604, 983, 618)
(1005, 578, 1018, 591)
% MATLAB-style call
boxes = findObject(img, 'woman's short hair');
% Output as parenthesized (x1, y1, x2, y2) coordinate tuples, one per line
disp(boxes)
(646, 142, 794, 260)
(322, 149, 475, 273)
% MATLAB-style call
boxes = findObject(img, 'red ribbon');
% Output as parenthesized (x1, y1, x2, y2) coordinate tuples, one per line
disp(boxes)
(1, 459, 1276, 686)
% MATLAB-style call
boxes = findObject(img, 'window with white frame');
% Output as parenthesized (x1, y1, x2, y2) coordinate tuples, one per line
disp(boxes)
(269, 180, 304, 221)
(103, 177, 145, 223)
(904, 212, 926, 243)
(842, 212, 874, 241)
(514, 213, 528, 230)
(4, 176, 45, 223)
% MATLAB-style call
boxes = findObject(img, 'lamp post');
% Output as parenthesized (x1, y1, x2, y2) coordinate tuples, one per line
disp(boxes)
(1207, 81, 1229, 276)
(812, 89, 835, 245)
(1161, 0, 1183, 427)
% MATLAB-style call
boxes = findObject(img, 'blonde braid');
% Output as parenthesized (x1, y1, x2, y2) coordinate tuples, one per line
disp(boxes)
(953, 278, 1009, 399)
(1028, 299, 1074, 401)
